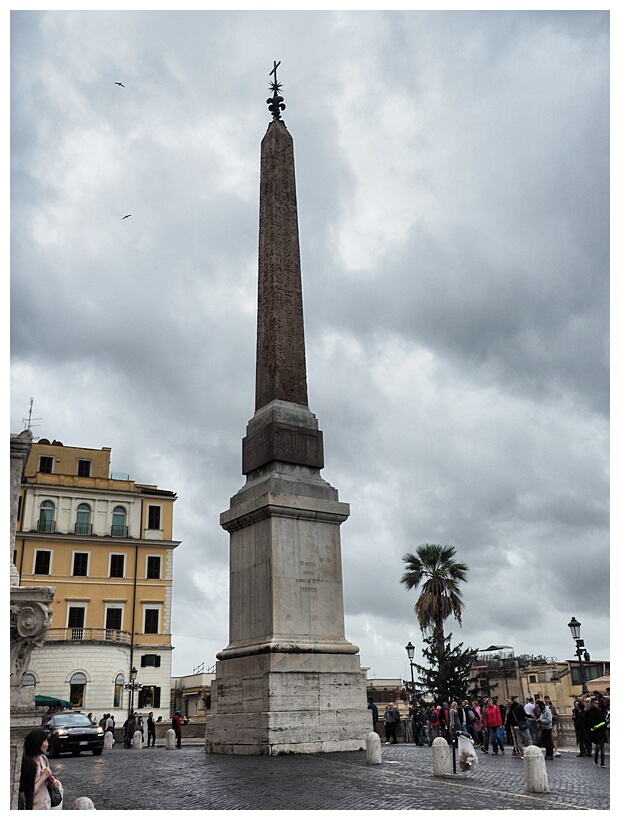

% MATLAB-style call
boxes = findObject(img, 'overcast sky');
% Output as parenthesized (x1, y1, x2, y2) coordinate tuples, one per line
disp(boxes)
(10, 9, 610, 683)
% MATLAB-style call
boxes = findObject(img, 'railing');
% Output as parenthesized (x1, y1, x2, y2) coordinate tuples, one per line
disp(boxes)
(110, 524, 128, 537)
(46, 628, 131, 644)
(74, 522, 93, 535)
(36, 519, 56, 533)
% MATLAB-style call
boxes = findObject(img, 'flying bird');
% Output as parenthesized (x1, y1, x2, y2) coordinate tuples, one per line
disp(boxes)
(115, 82, 125, 87)
(122, 215, 131, 219)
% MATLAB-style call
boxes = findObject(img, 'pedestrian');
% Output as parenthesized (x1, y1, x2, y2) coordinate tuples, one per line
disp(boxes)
(105, 713, 115, 746)
(471, 700, 484, 747)
(524, 697, 540, 746)
(450, 701, 471, 740)
(482, 698, 505, 754)
(367, 698, 379, 733)
(504, 696, 531, 758)
(583, 696, 607, 767)
(137, 715, 145, 741)
(123, 713, 136, 748)
(536, 700, 554, 760)
(147, 711, 157, 747)
(439, 701, 452, 742)
(543, 696, 561, 757)
(428, 703, 442, 742)
(172, 710, 183, 748)
(578, 698, 594, 758)
(18, 727, 62, 810)
(383, 702, 400, 745)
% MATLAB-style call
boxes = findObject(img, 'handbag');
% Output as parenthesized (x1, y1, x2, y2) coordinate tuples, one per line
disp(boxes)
(48, 780, 63, 807)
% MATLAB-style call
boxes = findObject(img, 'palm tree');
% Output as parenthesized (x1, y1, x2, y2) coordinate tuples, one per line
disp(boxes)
(400, 544, 469, 668)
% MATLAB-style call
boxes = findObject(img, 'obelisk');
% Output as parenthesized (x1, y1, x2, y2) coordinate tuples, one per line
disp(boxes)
(205, 64, 369, 755)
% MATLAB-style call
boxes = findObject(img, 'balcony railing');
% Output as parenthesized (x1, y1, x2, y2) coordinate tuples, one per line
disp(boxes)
(46, 627, 131, 645)
(37, 519, 56, 533)
(110, 524, 128, 537)
(74, 522, 93, 535)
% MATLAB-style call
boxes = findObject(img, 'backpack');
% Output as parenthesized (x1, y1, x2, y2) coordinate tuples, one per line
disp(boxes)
(467, 707, 476, 724)
(394, 709, 401, 723)
(430, 709, 440, 726)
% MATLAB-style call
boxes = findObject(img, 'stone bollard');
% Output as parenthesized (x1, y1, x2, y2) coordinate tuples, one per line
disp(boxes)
(103, 730, 114, 750)
(366, 731, 382, 764)
(432, 736, 452, 776)
(72, 797, 96, 810)
(132, 730, 142, 749)
(524, 744, 549, 793)
(165, 728, 176, 750)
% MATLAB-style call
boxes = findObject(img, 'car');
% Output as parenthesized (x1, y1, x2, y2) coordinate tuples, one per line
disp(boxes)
(42, 712, 105, 757)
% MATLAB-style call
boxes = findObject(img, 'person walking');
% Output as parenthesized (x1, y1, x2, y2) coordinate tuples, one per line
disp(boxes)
(147, 711, 156, 747)
(383, 703, 401, 745)
(172, 710, 183, 749)
(19, 728, 62, 810)
(583, 696, 607, 767)
(544, 696, 561, 757)
(579, 698, 594, 758)
(504, 696, 532, 758)
(482, 699, 505, 754)
(536, 700, 554, 760)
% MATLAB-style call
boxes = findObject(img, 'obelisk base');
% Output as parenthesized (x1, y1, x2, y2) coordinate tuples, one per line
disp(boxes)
(205, 651, 370, 755)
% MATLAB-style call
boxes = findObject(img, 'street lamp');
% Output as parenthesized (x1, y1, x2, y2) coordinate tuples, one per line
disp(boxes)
(405, 642, 417, 708)
(568, 616, 590, 694)
(124, 666, 142, 716)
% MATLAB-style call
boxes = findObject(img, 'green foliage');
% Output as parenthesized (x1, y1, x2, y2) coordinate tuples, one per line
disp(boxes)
(414, 632, 479, 705)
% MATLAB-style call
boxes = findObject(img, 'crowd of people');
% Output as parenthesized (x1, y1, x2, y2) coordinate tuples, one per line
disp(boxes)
(370, 689, 610, 766)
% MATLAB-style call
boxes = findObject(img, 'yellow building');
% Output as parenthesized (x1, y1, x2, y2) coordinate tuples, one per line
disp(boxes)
(14, 438, 181, 721)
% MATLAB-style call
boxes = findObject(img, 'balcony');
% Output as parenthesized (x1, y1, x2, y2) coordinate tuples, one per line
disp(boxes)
(46, 627, 131, 645)
(36, 519, 56, 533)
(110, 524, 129, 537)
(74, 522, 93, 536)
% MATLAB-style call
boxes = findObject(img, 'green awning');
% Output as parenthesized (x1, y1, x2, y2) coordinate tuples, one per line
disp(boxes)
(34, 695, 73, 709)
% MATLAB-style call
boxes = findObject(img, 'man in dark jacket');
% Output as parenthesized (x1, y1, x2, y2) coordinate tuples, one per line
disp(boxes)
(582, 697, 606, 766)
(506, 696, 532, 758)
(172, 710, 182, 748)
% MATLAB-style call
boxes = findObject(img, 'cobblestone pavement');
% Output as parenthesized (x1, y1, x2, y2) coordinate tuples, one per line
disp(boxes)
(51, 743, 610, 811)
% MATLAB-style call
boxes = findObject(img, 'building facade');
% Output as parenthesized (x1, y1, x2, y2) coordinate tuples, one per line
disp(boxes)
(14, 438, 180, 720)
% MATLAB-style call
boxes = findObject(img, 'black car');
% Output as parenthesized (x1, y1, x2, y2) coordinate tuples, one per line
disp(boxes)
(43, 712, 105, 757)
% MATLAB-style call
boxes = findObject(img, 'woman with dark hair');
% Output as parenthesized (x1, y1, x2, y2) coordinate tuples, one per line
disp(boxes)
(19, 727, 61, 809)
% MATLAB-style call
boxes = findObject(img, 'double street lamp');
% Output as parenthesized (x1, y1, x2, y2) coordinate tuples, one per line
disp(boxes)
(124, 666, 142, 716)
(405, 642, 417, 708)
(568, 616, 590, 695)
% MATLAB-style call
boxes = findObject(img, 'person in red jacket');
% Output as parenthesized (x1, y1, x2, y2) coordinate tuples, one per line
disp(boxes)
(482, 699, 505, 754)
(172, 710, 182, 749)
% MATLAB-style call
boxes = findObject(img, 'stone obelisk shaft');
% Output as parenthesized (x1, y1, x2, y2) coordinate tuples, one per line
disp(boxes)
(255, 120, 308, 410)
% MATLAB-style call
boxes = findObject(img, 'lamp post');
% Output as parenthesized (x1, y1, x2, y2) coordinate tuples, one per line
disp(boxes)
(405, 642, 417, 708)
(124, 666, 142, 717)
(568, 616, 590, 694)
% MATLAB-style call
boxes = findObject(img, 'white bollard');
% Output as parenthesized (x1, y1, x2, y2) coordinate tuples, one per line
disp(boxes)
(72, 797, 96, 810)
(132, 729, 142, 749)
(103, 730, 114, 750)
(366, 731, 382, 764)
(432, 736, 452, 776)
(524, 744, 549, 793)
(166, 728, 176, 750)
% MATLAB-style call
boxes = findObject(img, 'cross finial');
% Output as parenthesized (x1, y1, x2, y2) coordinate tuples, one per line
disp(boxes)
(267, 60, 286, 121)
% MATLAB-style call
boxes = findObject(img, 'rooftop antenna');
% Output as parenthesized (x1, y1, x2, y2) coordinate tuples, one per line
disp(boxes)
(22, 398, 42, 432)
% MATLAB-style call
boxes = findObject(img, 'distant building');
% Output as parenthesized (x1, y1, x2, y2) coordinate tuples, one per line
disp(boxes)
(15, 438, 181, 720)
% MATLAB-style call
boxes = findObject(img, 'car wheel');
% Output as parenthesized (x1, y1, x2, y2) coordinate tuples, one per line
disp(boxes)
(71, 750, 81, 756)
(92, 749, 103, 756)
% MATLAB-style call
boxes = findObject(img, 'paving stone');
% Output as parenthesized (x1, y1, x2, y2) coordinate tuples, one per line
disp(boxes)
(50, 743, 610, 811)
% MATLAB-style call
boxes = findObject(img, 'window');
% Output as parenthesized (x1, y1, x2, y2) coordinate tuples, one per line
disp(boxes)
(105, 608, 122, 631)
(75, 503, 92, 535)
(147, 556, 161, 579)
(72, 552, 89, 576)
(34, 550, 51, 575)
(141, 654, 161, 667)
(110, 554, 125, 578)
(111, 506, 127, 537)
(68, 606, 85, 639)
(138, 686, 161, 709)
(114, 673, 125, 708)
(77, 459, 91, 477)
(144, 608, 159, 634)
(147, 505, 161, 530)
(37, 501, 55, 533)
(70, 672, 87, 708)
(39, 455, 53, 474)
